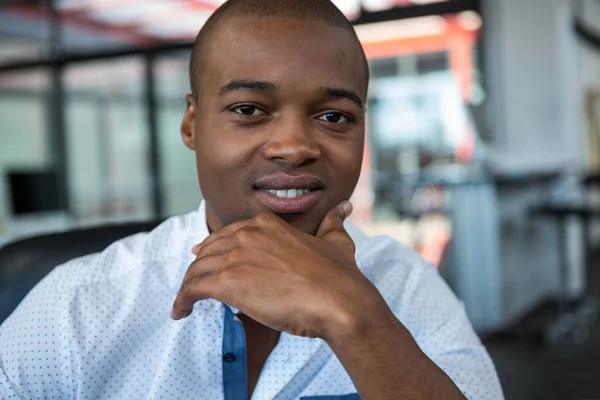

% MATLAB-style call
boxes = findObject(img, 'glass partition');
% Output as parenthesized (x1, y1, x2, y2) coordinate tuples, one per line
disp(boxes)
(64, 57, 152, 224)
(155, 50, 203, 217)
(0, 69, 53, 242)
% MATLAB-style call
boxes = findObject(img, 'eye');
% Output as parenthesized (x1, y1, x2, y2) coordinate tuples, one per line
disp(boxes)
(317, 112, 351, 124)
(231, 105, 266, 116)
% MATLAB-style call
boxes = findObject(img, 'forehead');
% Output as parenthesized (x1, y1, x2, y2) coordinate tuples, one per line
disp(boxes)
(199, 16, 367, 98)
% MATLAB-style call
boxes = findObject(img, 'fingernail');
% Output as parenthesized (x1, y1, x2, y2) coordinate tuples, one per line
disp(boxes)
(342, 201, 353, 218)
(191, 244, 200, 254)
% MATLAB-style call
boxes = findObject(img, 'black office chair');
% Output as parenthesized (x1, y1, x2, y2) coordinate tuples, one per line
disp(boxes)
(0, 220, 162, 324)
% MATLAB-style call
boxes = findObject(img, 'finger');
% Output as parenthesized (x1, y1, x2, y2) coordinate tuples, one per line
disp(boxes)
(194, 235, 234, 260)
(316, 201, 355, 258)
(192, 218, 256, 254)
(316, 201, 353, 238)
(171, 253, 228, 320)
(192, 212, 285, 254)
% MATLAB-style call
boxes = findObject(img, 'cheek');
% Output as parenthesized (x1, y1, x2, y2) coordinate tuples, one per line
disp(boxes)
(193, 122, 256, 195)
(196, 133, 240, 168)
(328, 138, 364, 194)
(194, 127, 260, 227)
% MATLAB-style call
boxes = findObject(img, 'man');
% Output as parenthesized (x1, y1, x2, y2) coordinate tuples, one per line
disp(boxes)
(0, 0, 503, 398)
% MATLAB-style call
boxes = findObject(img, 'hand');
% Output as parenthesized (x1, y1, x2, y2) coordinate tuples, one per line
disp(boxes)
(171, 201, 387, 341)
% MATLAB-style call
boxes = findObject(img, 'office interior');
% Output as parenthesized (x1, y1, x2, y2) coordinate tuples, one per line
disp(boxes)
(1, 0, 600, 398)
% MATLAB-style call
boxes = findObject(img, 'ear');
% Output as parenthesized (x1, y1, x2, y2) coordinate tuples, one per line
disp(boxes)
(181, 93, 197, 151)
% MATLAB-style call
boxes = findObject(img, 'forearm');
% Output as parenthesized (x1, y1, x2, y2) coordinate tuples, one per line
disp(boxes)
(326, 307, 466, 400)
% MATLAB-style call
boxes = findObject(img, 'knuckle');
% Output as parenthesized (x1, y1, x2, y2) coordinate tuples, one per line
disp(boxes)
(256, 212, 277, 225)
(182, 263, 198, 282)
(225, 246, 246, 264)
(194, 239, 221, 259)
(195, 245, 209, 259)
(216, 268, 236, 289)
(189, 257, 206, 274)
(180, 275, 201, 295)
(234, 226, 259, 245)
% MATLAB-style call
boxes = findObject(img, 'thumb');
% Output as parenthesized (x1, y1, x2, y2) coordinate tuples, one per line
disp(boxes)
(316, 200, 353, 238)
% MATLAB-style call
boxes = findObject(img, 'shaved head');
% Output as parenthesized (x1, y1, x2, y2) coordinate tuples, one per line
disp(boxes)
(189, 0, 369, 98)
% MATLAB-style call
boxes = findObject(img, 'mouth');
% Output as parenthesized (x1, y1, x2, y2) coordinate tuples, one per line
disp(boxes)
(254, 174, 324, 214)
(261, 189, 312, 198)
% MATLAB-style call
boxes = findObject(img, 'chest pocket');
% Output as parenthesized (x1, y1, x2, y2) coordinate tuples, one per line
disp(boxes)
(300, 394, 360, 400)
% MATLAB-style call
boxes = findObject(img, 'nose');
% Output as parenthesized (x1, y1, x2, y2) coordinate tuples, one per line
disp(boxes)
(262, 120, 321, 168)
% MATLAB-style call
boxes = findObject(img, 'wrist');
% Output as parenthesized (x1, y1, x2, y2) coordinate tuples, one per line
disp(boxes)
(322, 295, 399, 348)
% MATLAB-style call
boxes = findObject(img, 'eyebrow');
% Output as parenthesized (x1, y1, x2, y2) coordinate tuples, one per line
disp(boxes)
(319, 86, 364, 110)
(217, 79, 277, 97)
(217, 79, 364, 110)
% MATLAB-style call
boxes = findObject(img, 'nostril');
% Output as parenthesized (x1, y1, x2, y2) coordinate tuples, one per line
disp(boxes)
(267, 154, 319, 169)
(262, 133, 321, 166)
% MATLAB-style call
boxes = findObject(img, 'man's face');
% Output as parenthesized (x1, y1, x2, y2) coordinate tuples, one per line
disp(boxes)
(181, 17, 367, 234)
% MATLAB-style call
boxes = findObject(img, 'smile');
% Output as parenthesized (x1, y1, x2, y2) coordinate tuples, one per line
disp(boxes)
(255, 189, 322, 213)
(254, 173, 325, 213)
(262, 189, 311, 198)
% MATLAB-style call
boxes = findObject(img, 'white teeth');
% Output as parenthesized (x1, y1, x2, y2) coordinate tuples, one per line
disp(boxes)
(264, 189, 310, 198)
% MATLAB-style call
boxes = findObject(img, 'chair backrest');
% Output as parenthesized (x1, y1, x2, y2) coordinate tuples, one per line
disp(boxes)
(0, 220, 162, 324)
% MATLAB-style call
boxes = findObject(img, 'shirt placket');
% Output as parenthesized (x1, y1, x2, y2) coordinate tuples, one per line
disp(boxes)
(222, 306, 248, 400)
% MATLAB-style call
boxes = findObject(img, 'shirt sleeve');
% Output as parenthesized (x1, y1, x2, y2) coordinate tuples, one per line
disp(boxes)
(399, 263, 504, 400)
(0, 269, 68, 399)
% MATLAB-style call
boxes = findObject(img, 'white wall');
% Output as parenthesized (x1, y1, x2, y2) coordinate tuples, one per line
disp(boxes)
(482, 0, 591, 325)
(484, 0, 585, 173)
(579, 0, 600, 130)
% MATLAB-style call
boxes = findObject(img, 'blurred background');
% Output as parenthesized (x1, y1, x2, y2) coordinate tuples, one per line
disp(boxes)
(0, 0, 600, 398)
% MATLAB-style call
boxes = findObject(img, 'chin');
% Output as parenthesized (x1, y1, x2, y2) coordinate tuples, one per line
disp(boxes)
(277, 213, 322, 235)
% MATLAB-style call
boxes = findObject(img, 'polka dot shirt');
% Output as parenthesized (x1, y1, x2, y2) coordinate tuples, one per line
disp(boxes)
(0, 202, 503, 399)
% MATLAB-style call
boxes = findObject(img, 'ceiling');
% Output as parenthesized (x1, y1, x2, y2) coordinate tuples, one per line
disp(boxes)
(0, 0, 456, 64)
(1, 0, 451, 42)
(51, 0, 451, 39)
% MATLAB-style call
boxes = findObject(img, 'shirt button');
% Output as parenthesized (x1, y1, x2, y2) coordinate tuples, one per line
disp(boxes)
(223, 353, 236, 363)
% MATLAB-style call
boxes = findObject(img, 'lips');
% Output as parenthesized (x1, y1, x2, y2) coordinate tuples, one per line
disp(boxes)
(254, 174, 324, 191)
(254, 173, 324, 213)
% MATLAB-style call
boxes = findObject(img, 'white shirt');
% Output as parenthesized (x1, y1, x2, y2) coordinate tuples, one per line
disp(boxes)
(0, 202, 503, 399)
